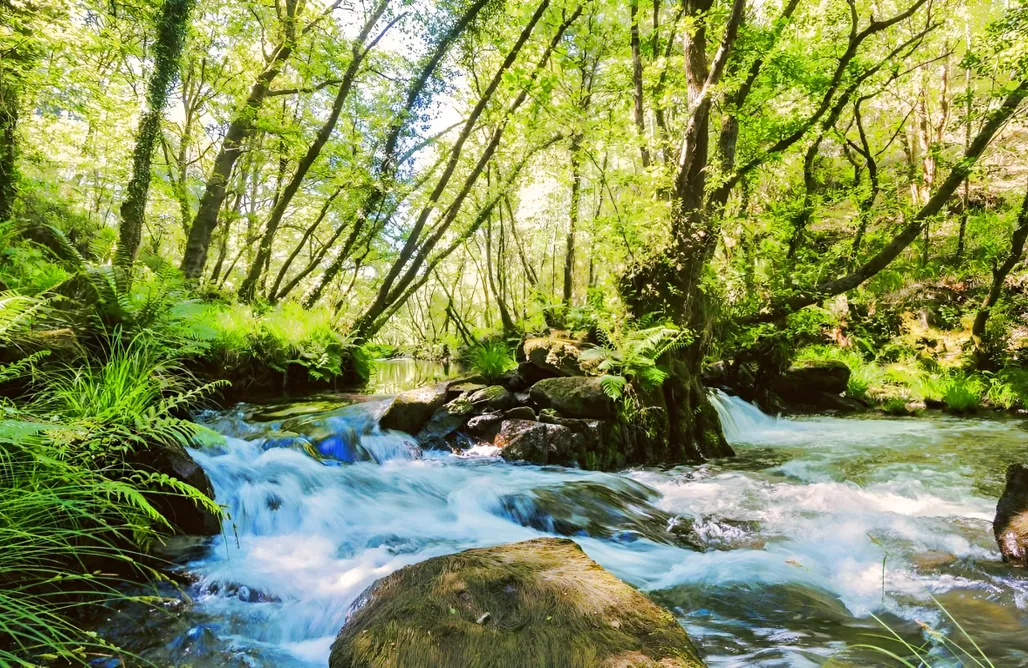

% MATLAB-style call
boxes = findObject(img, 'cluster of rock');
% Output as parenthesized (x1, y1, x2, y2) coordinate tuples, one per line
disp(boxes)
(380, 335, 632, 469)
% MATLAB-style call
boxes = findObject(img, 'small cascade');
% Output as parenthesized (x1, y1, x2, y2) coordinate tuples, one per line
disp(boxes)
(97, 389, 1028, 666)
(709, 389, 788, 443)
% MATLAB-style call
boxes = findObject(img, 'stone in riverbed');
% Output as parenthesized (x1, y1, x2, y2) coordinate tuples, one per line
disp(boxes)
(530, 376, 614, 419)
(378, 383, 448, 434)
(496, 419, 583, 466)
(465, 414, 503, 442)
(329, 537, 705, 668)
(467, 385, 515, 411)
(131, 443, 221, 536)
(772, 360, 854, 412)
(995, 463, 1028, 567)
(415, 397, 475, 450)
(503, 405, 536, 420)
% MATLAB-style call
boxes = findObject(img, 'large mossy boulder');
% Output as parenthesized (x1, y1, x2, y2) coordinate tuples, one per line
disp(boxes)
(529, 376, 614, 419)
(995, 463, 1028, 567)
(379, 383, 448, 434)
(329, 537, 705, 668)
(771, 360, 855, 412)
(467, 385, 515, 411)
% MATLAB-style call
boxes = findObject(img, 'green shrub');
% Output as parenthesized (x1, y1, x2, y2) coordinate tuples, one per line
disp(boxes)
(941, 375, 984, 413)
(580, 322, 691, 400)
(464, 340, 516, 381)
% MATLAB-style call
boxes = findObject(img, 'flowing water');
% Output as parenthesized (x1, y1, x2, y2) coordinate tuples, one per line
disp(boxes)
(101, 387, 1028, 667)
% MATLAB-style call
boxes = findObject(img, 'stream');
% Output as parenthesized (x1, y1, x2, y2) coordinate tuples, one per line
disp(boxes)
(100, 364, 1028, 667)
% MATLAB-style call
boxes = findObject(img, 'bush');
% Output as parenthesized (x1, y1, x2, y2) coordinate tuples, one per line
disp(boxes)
(464, 339, 516, 381)
(941, 375, 984, 413)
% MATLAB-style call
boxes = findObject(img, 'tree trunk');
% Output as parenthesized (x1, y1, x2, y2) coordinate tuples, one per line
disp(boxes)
(116, 0, 194, 271)
(348, 2, 577, 341)
(630, 0, 650, 167)
(237, 0, 391, 302)
(971, 185, 1028, 365)
(302, 0, 492, 306)
(563, 135, 582, 310)
(180, 5, 299, 279)
(0, 71, 17, 223)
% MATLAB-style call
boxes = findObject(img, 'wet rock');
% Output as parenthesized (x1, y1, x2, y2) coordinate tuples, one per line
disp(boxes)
(495, 479, 695, 548)
(257, 430, 318, 456)
(772, 361, 855, 412)
(995, 463, 1028, 567)
(467, 385, 515, 411)
(497, 367, 528, 392)
(523, 336, 588, 376)
(530, 376, 614, 419)
(329, 537, 704, 668)
(910, 550, 958, 570)
(496, 419, 583, 466)
(465, 414, 503, 442)
(446, 382, 488, 401)
(504, 405, 536, 421)
(416, 397, 475, 449)
(517, 360, 557, 387)
(379, 383, 448, 434)
(131, 443, 220, 536)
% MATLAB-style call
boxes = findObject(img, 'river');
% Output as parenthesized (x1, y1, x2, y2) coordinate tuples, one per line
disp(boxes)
(100, 365, 1028, 667)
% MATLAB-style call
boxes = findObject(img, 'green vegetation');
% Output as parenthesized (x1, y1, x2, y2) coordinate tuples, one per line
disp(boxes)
(463, 340, 517, 382)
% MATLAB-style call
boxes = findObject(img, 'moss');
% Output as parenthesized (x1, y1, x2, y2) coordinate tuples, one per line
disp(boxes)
(330, 538, 704, 668)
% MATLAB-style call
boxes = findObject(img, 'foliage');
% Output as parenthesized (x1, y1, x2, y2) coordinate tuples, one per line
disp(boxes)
(581, 323, 692, 400)
(463, 339, 516, 381)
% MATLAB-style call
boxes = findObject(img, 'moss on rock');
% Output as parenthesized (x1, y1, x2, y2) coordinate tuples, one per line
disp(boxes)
(329, 537, 705, 667)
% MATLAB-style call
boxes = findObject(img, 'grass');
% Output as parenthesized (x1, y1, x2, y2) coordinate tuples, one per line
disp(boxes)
(857, 597, 995, 667)
(0, 306, 220, 664)
(793, 345, 1023, 412)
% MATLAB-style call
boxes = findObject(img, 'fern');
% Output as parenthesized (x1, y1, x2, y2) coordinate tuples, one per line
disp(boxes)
(599, 374, 628, 400)
(580, 321, 691, 395)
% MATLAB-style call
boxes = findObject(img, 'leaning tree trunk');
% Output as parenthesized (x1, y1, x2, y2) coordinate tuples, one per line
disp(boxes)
(116, 0, 194, 271)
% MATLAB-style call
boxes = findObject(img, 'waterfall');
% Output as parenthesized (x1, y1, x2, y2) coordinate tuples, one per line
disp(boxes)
(709, 389, 785, 443)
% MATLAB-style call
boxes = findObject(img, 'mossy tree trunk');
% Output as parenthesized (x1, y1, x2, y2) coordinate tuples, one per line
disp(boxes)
(0, 73, 16, 223)
(116, 0, 194, 271)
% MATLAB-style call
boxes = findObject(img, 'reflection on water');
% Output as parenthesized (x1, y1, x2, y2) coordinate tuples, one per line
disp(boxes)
(365, 358, 462, 394)
(95, 392, 1028, 667)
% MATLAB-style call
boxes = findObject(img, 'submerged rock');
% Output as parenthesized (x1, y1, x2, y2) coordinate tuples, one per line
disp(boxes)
(995, 463, 1028, 567)
(378, 383, 448, 434)
(530, 376, 614, 419)
(495, 479, 685, 546)
(329, 537, 704, 667)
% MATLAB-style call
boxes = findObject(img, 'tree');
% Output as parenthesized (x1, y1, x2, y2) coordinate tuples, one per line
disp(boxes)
(116, 0, 194, 270)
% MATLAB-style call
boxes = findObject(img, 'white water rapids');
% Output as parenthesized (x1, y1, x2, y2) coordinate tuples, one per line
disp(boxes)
(106, 390, 1028, 666)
